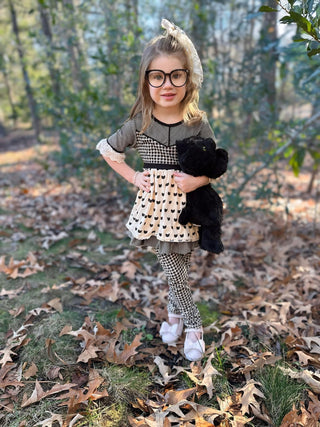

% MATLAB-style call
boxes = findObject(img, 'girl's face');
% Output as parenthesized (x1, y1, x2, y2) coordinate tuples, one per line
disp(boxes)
(147, 54, 187, 117)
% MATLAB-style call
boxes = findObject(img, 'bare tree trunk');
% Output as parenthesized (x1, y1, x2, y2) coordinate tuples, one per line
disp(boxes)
(259, 0, 278, 125)
(8, 0, 41, 138)
(101, 1, 121, 99)
(62, 0, 87, 92)
(0, 55, 17, 127)
(38, 1, 61, 98)
(241, 0, 258, 138)
(190, 0, 209, 61)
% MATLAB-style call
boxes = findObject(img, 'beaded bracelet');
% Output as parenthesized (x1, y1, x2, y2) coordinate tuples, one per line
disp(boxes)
(133, 171, 139, 186)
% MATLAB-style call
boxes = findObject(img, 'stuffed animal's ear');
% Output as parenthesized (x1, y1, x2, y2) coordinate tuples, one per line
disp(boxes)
(210, 148, 228, 178)
(206, 138, 216, 149)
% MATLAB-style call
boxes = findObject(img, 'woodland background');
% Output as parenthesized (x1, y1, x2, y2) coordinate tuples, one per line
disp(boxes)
(0, 0, 320, 426)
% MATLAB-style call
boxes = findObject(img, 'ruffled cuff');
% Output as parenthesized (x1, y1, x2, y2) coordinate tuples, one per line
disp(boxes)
(209, 178, 215, 184)
(96, 138, 125, 163)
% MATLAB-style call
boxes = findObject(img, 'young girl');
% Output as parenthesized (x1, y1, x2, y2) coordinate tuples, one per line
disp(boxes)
(97, 19, 217, 362)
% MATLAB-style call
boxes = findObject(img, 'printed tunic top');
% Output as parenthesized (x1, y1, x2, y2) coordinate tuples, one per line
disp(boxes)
(96, 113, 215, 254)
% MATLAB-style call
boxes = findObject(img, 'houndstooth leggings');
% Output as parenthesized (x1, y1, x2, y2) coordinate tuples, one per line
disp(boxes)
(155, 250, 202, 329)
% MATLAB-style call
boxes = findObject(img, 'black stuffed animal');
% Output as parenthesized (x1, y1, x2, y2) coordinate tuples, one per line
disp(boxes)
(176, 136, 228, 253)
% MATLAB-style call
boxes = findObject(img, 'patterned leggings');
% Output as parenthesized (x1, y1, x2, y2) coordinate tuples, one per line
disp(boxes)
(156, 250, 202, 329)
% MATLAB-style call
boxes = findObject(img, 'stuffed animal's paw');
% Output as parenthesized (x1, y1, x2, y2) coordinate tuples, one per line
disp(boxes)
(178, 208, 189, 225)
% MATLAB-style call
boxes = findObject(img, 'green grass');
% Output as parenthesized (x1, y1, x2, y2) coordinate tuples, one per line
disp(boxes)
(101, 364, 151, 404)
(2, 399, 65, 427)
(0, 209, 155, 426)
(19, 311, 83, 373)
(256, 365, 308, 426)
(197, 301, 220, 327)
(0, 222, 128, 347)
(90, 302, 124, 326)
(0, 308, 12, 337)
(0, 264, 83, 346)
(76, 365, 152, 427)
(0, 236, 38, 259)
(121, 324, 154, 343)
(77, 401, 128, 427)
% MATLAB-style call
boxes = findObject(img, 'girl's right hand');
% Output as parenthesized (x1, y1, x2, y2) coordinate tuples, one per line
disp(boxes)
(134, 170, 150, 192)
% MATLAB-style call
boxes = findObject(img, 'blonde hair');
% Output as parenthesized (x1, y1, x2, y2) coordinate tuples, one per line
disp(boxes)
(130, 34, 206, 132)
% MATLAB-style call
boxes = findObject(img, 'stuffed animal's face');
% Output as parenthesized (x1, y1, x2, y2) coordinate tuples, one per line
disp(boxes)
(176, 136, 218, 177)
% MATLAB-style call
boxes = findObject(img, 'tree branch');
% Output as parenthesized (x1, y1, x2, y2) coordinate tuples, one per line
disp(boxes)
(238, 110, 320, 194)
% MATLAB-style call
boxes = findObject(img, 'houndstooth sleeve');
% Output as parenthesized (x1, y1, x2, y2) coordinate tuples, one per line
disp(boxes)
(96, 138, 126, 163)
(96, 116, 137, 162)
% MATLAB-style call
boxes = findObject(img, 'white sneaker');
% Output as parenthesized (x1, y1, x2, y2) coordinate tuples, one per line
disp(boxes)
(184, 328, 205, 361)
(159, 314, 183, 345)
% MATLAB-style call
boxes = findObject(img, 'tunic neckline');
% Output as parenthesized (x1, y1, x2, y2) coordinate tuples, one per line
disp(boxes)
(152, 116, 184, 127)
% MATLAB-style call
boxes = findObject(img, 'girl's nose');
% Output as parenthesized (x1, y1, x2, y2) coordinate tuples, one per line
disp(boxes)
(163, 75, 173, 87)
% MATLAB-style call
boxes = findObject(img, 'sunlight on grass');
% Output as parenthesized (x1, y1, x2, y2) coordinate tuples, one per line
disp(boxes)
(76, 365, 151, 426)
(256, 365, 308, 427)
(101, 364, 151, 405)
(77, 402, 127, 427)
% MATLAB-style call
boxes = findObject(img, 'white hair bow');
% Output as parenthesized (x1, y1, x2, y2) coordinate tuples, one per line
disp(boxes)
(161, 18, 203, 88)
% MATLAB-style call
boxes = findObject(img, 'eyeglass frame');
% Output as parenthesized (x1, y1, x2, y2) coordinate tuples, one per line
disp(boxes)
(145, 69, 189, 88)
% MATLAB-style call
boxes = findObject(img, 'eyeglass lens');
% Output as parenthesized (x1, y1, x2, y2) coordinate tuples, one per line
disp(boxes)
(146, 69, 188, 87)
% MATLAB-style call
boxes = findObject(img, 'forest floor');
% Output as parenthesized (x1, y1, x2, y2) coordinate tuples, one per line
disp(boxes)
(0, 133, 319, 427)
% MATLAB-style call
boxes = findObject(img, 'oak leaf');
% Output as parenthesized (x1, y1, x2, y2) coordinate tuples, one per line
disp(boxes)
(57, 369, 108, 413)
(199, 353, 221, 399)
(307, 391, 320, 420)
(238, 379, 265, 416)
(110, 332, 143, 365)
(293, 350, 317, 366)
(0, 348, 16, 367)
(279, 366, 320, 393)
(165, 387, 195, 405)
(77, 344, 101, 363)
(47, 298, 63, 313)
(303, 337, 320, 354)
(23, 362, 38, 379)
(153, 356, 181, 385)
(21, 380, 77, 407)
(120, 260, 139, 279)
(280, 403, 318, 427)
(33, 413, 63, 426)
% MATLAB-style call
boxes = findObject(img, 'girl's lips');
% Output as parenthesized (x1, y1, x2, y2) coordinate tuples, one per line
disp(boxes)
(161, 93, 176, 99)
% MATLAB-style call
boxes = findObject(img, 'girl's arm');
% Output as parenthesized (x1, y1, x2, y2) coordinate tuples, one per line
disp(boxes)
(173, 172, 209, 193)
(103, 156, 150, 192)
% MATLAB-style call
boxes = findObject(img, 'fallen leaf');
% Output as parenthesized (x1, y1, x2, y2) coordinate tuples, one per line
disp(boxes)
(154, 356, 179, 385)
(199, 353, 221, 399)
(21, 381, 77, 407)
(0, 348, 17, 367)
(120, 260, 139, 279)
(23, 362, 38, 379)
(280, 367, 320, 393)
(47, 298, 63, 313)
(33, 413, 63, 426)
(77, 345, 101, 363)
(238, 379, 265, 416)
(165, 387, 195, 405)
(280, 403, 318, 427)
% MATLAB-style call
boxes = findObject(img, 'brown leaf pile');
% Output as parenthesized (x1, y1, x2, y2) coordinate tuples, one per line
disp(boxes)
(0, 144, 319, 426)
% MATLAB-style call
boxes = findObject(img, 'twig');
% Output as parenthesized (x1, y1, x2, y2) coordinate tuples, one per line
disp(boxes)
(237, 110, 320, 195)
(275, 0, 320, 42)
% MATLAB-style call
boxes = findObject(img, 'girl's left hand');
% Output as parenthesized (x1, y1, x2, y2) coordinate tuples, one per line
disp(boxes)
(173, 172, 209, 193)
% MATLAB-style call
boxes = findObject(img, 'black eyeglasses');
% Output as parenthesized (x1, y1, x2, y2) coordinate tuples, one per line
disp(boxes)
(146, 69, 189, 88)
